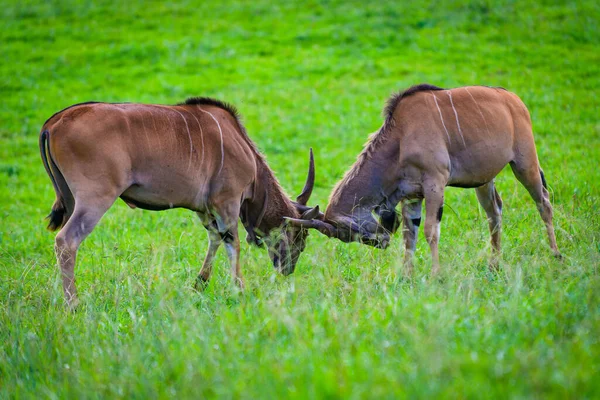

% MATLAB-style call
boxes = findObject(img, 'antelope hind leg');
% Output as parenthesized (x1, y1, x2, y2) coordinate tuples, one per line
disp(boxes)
(509, 162, 561, 258)
(54, 195, 115, 310)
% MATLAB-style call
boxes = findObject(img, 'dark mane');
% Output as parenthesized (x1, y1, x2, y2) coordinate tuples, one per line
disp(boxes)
(366, 84, 445, 160)
(367, 83, 445, 156)
(181, 96, 294, 207)
(180, 97, 241, 120)
(383, 83, 444, 122)
(181, 97, 281, 182)
(180, 97, 264, 159)
(329, 84, 444, 205)
(179, 96, 262, 158)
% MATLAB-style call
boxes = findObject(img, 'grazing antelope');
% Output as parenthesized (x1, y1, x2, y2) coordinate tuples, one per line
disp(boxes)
(286, 84, 561, 276)
(40, 98, 320, 308)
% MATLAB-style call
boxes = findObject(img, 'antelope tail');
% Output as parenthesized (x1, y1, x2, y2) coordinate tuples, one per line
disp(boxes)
(40, 130, 72, 231)
(540, 168, 548, 190)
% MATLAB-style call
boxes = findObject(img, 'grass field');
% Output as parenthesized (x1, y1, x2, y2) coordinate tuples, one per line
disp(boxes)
(1, 0, 599, 398)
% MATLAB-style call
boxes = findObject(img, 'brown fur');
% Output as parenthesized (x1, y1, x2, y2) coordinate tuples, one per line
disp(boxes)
(292, 84, 561, 276)
(40, 98, 318, 307)
(330, 84, 445, 205)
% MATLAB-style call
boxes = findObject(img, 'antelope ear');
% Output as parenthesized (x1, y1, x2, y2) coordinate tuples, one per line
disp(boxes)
(301, 205, 321, 220)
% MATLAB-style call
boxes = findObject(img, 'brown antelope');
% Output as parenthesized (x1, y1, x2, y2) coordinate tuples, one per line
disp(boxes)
(40, 98, 320, 308)
(286, 84, 561, 276)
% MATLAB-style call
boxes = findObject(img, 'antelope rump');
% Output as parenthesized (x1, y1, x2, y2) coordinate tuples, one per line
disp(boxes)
(286, 84, 562, 275)
(40, 98, 319, 308)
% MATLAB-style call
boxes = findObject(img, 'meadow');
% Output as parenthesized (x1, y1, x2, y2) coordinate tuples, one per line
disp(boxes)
(1, 0, 599, 398)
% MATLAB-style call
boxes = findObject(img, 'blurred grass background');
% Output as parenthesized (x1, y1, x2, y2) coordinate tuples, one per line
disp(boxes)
(1, 0, 599, 398)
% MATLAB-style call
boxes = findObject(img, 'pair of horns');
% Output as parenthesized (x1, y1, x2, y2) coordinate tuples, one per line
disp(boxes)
(290, 149, 389, 248)
(285, 215, 339, 237)
(288, 149, 335, 235)
(284, 215, 391, 249)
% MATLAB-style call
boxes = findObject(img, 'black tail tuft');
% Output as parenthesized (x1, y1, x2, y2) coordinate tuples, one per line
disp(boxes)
(540, 169, 548, 190)
(40, 129, 70, 231)
(46, 207, 66, 231)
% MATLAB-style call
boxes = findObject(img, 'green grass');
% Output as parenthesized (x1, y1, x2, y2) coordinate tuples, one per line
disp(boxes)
(1, 0, 600, 398)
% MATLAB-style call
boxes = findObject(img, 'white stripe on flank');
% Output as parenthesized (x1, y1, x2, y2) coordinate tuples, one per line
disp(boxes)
(137, 110, 151, 148)
(173, 109, 195, 171)
(464, 87, 491, 136)
(150, 114, 161, 148)
(447, 91, 466, 147)
(432, 93, 451, 142)
(189, 112, 205, 166)
(119, 108, 132, 134)
(197, 107, 224, 175)
(188, 111, 206, 207)
(150, 114, 158, 132)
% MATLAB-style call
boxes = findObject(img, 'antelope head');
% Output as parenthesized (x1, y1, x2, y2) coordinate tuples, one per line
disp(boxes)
(284, 192, 391, 250)
(284, 214, 390, 249)
(267, 149, 322, 275)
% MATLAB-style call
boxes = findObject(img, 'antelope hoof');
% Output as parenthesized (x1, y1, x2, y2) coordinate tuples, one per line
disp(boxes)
(194, 275, 210, 291)
(277, 265, 295, 276)
(378, 238, 390, 249)
(488, 259, 501, 273)
(430, 273, 446, 284)
(553, 251, 564, 261)
(234, 277, 246, 292)
(401, 258, 413, 278)
(65, 297, 80, 313)
(430, 265, 441, 280)
(401, 269, 414, 282)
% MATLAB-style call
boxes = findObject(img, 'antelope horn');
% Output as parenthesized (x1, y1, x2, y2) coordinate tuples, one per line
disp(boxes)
(285, 216, 390, 248)
(284, 217, 338, 238)
(296, 148, 315, 205)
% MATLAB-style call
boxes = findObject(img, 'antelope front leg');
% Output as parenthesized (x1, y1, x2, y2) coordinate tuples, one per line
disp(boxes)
(214, 200, 245, 291)
(195, 214, 222, 290)
(423, 183, 445, 277)
(223, 231, 244, 290)
(54, 197, 114, 310)
(401, 199, 423, 278)
(475, 181, 503, 271)
(196, 229, 222, 290)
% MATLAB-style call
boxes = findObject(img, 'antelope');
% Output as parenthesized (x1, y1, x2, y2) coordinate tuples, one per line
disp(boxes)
(286, 84, 561, 276)
(40, 97, 320, 308)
